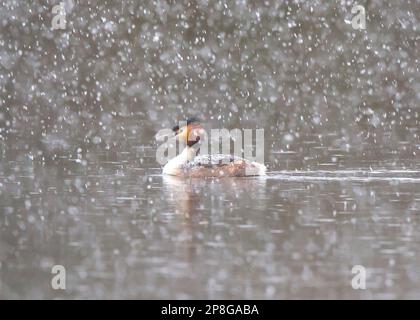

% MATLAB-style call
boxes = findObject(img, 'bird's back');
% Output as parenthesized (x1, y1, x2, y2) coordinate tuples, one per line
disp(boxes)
(182, 154, 266, 177)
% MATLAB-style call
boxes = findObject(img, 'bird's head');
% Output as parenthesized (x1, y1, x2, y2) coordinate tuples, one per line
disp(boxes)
(172, 118, 204, 147)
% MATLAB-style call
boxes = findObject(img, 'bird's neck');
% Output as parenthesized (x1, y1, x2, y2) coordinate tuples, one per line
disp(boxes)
(180, 146, 197, 162)
(162, 145, 199, 175)
(171, 146, 197, 167)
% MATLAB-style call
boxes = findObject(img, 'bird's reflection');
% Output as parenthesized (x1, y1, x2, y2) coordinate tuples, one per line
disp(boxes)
(163, 175, 201, 219)
(162, 176, 268, 262)
(162, 175, 200, 262)
(163, 175, 268, 218)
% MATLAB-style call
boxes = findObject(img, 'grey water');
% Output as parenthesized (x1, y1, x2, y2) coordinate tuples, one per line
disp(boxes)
(1, 1, 420, 299)
(2, 142, 420, 299)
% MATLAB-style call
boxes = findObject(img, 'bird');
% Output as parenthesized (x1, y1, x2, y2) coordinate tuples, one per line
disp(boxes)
(162, 118, 266, 177)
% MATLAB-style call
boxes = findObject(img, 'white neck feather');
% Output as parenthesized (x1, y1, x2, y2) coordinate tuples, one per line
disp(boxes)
(162, 147, 197, 175)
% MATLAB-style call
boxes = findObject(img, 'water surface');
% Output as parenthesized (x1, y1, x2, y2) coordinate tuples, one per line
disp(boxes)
(1, 145, 420, 299)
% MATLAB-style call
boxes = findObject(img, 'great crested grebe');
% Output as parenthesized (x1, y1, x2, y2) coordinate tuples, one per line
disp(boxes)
(162, 118, 266, 177)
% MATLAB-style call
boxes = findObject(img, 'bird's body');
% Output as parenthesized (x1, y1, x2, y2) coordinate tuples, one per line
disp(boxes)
(162, 119, 266, 178)
(163, 152, 266, 177)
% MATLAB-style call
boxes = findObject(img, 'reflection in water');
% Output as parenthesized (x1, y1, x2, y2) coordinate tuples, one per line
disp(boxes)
(1, 156, 420, 299)
(162, 176, 268, 265)
(163, 175, 268, 217)
(163, 175, 200, 219)
(162, 175, 200, 263)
